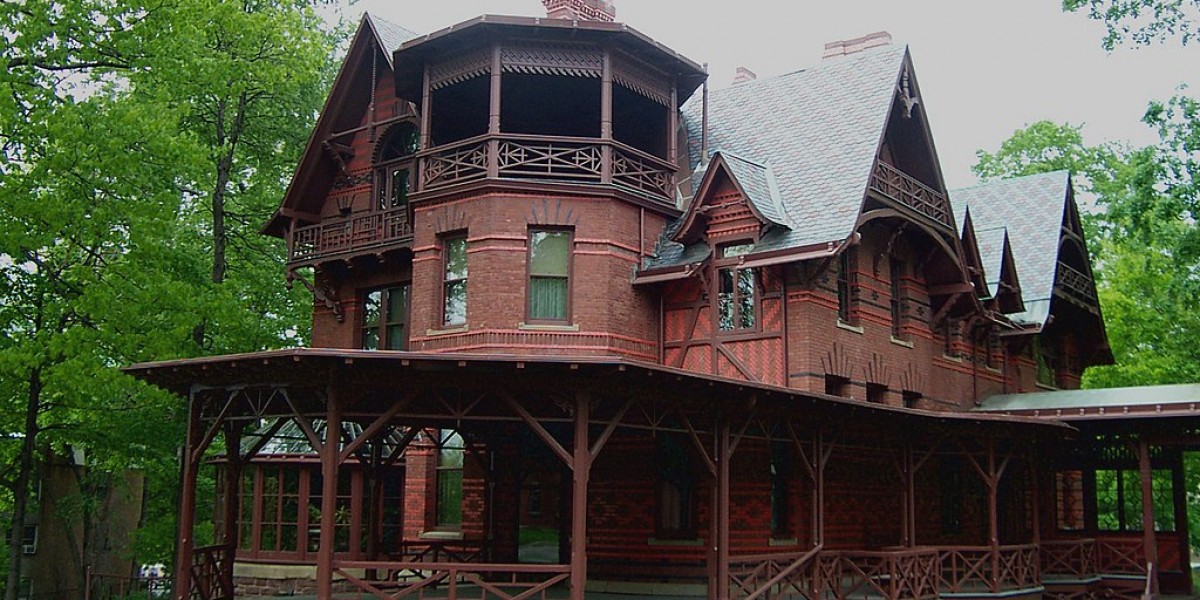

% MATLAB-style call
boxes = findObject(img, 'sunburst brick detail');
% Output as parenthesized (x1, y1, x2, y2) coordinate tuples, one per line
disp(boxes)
(821, 343, 853, 380)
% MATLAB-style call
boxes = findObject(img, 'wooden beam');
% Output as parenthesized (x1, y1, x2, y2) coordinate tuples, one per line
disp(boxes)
(590, 397, 633, 460)
(502, 393, 573, 469)
(338, 395, 413, 463)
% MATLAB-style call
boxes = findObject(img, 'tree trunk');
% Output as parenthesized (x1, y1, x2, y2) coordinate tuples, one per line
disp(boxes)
(210, 91, 249, 285)
(5, 369, 42, 600)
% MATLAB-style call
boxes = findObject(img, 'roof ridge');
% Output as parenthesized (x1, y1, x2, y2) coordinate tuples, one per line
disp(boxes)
(951, 169, 1070, 193)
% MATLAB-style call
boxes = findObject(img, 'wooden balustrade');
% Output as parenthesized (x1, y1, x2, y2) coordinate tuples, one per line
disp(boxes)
(814, 548, 940, 600)
(1095, 537, 1147, 575)
(727, 546, 821, 600)
(189, 544, 233, 600)
(1055, 261, 1098, 306)
(939, 544, 1040, 594)
(1042, 538, 1099, 580)
(418, 133, 675, 201)
(869, 160, 952, 227)
(288, 206, 412, 264)
(333, 561, 570, 600)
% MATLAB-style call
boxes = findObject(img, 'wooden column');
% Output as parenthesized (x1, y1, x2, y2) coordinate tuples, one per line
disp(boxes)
(487, 43, 502, 179)
(814, 429, 827, 548)
(569, 391, 591, 600)
(667, 78, 678, 168)
(173, 389, 203, 600)
(316, 389, 342, 600)
(600, 49, 613, 184)
(715, 421, 731, 600)
(1029, 450, 1042, 545)
(986, 439, 1001, 594)
(901, 443, 916, 547)
(1137, 436, 1159, 595)
(221, 422, 242, 547)
(1171, 449, 1191, 593)
(418, 63, 432, 192)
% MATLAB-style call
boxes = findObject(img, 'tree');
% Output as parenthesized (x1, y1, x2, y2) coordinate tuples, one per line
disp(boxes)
(1063, 0, 1200, 48)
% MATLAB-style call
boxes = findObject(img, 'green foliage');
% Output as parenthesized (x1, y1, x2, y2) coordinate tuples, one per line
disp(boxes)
(1063, 0, 1200, 49)
(0, 0, 344, 584)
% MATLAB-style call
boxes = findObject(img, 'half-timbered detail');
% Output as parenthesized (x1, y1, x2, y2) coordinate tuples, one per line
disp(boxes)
(129, 6, 1200, 600)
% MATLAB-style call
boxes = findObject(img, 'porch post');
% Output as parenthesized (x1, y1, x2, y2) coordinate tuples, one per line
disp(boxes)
(902, 442, 916, 547)
(1171, 449, 1191, 593)
(221, 422, 242, 547)
(715, 421, 731, 600)
(570, 391, 591, 600)
(1029, 449, 1041, 545)
(600, 50, 613, 184)
(986, 438, 1001, 594)
(486, 43, 502, 179)
(814, 429, 827, 548)
(1136, 436, 1159, 595)
(316, 388, 342, 600)
(173, 388, 203, 600)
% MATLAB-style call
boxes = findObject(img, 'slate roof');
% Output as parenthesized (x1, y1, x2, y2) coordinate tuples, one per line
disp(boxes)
(950, 171, 1070, 326)
(973, 225, 1008, 298)
(368, 14, 419, 56)
(719, 152, 791, 228)
(679, 44, 908, 252)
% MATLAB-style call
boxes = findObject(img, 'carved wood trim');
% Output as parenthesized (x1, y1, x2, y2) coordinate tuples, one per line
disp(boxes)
(500, 42, 603, 78)
(612, 51, 671, 106)
(429, 47, 493, 90)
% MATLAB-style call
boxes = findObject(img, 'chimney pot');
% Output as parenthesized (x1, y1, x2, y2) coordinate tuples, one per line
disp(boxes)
(822, 31, 893, 59)
(733, 66, 757, 85)
(542, 0, 616, 22)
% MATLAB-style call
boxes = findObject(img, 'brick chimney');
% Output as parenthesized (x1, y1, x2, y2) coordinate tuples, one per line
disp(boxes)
(822, 31, 893, 59)
(542, 0, 616, 21)
(733, 66, 757, 85)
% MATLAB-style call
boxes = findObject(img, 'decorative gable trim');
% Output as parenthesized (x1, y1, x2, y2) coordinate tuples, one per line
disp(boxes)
(670, 152, 783, 246)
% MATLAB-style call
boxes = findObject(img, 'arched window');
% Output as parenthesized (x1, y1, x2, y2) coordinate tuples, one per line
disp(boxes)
(375, 123, 419, 212)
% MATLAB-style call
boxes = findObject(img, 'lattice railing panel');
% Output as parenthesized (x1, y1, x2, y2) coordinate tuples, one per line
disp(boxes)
(289, 207, 413, 263)
(1055, 261, 1099, 306)
(815, 549, 939, 600)
(497, 140, 603, 181)
(728, 548, 820, 600)
(613, 145, 674, 198)
(869, 160, 952, 227)
(1042, 538, 1098, 579)
(939, 545, 1039, 594)
(333, 561, 569, 600)
(189, 544, 233, 600)
(422, 139, 488, 189)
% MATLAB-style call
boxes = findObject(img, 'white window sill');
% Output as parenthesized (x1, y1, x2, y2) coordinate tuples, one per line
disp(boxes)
(518, 322, 579, 332)
(425, 325, 468, 337)
(836, 320, 864, 334)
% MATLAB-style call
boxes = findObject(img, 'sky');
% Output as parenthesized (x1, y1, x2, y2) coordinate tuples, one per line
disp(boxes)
(345, 0, 1196, 188)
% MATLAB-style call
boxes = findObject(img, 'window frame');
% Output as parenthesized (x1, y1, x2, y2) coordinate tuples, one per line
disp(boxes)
(889, 256, 906, 340)
(434, 430, 465, 530)
(655, 433, 698, 540)
(713, 242, 759, 334)
(526, 228, 574, 324)
(361, 284, 411, 351)
(440, 233, 469, 328)
(837, 248, 858, 325)
(374, 123, 419, 214)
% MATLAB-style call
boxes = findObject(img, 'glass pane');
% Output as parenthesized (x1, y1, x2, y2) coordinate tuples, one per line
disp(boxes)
(530, 231, 570, 276)
(386, 286, 409, 324)
(738, 268, 756, 328)
(444, 280, 467, 326)
(282, 497, 299, 522)
(437, 470, 463, 526)
(280, 525, 297, 552)
(390, 169, 409, 208)
(439, 431, 464, 467)
(718, 268, 734, 331)
(444, 237, 468, 280)
(283, 468, 299, 494)
(529, 277, 568, 320)
(263, 496, 278, 524)
(386, 325, 406, 350)
(261, 525, 277, 551)
(363, 291, 382, 327)
(362, 329, 379, 351)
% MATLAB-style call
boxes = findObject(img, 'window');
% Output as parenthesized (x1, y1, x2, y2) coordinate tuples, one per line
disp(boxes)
(256, 466, 300, 554)
(837, 249, 857, 324)
(942, 320, 958, 358)
(770, 442, 792, 538)
(1035, 338, 1057, 387)
(1095, 468, 1176, 532)
(19, 525, 36, 555)
(362, 285, 410, 350)
(902, 390, 922, 409)
(442, 235, 468, 327)
(375, 123, 419, 212)
(866, 383, 887, 404)
(825, 374, 850, 397)
(528, 230, 572, 322)
(436, 430, 465, 529)
(716, 243, 756, 331)
(890, 258, 905, 339)
(657, 433, 696, 538)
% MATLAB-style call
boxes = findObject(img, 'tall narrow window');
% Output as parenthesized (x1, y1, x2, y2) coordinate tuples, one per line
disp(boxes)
(436, 430, 465, 529)
(442, 235, 468, 327)
(716, 243, 756, 331)
(375, 123, 419, 212)
(657, 433, 696, 538)
(770, 442, 792, 538)
(837, 249, 857, 324)
(362, 285, 410, 350)
(890, 257, 905, 339)
(528, 230, 572, 322)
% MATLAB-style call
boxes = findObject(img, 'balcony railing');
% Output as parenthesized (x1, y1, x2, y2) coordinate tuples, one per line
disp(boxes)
(869, 160, 952, 228)
(418, 133, 675, 201)
(1055, 260, 1098, 307)
(288, 207, 413, 265)
(939, 544, 1040, 594)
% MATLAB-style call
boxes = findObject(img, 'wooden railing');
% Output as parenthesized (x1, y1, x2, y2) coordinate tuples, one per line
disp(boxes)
(869, 160, 952, 227)
(1096, 537, 1147, 576)
(289, 206, 412, 264)
(1042, 538, 1099, 580)
(814, 548, 940, 600)
(1055, 261, 1098, 306)
(728, 546, 821, 600)
(85, 566, 170, 600)
(418, 133, 675, 201)
(189, 544, 233, 600)
(394, 540, 486, 564)
(939, 544, 1039, 594)
(334, 561, 570, 600)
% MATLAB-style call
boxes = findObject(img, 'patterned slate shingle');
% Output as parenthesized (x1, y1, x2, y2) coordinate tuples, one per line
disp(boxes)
(369, 14, 419, 55)
(680, 45, 908, 251)
(719, 152, 791, 228)
(950, 170, 1070, 326)
(973, 226, 1008, 298)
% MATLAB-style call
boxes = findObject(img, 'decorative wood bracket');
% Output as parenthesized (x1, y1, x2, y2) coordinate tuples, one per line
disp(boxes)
(287, 269, 344, 323)
(899, 65, 919, 119)
(322, 140, 353, 177)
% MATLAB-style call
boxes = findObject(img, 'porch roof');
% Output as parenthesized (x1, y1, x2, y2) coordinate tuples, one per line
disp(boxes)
(126, 348, 1072, 436)
(975, 383, 1200, 421)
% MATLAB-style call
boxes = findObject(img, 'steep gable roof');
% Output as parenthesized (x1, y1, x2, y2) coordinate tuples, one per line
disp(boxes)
(681, 44, 908, 250)
(950, 170, 1071, 326)
(369, 15, 418, 58)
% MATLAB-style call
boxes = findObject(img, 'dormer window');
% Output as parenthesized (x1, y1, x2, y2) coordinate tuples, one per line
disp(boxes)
(375, 123, 419, 211)
(716, 243, 757, 331)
